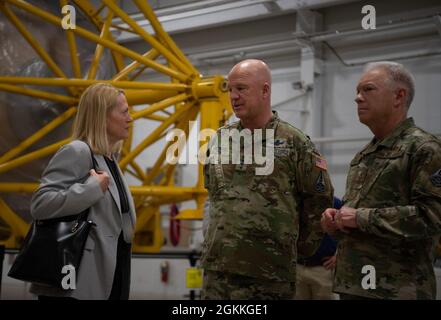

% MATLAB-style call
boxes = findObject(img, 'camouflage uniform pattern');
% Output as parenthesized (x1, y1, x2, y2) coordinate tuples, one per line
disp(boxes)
(201, 112, 333, 295)
(202, 270, 295, 300)
(334, 118, 441, 299)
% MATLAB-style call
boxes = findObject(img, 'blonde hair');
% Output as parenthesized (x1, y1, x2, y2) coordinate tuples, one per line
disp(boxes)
(72, 83, 125, 155)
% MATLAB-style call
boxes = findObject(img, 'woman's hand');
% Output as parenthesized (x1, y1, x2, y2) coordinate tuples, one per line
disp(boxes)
(90, 169, 110, 192)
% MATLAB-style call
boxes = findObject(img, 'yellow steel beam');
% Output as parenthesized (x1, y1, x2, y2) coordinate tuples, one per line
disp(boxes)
(148, 195, 195, 207)
(0, 77, 188, 91)
(147, 188, 184, 201)
(0, 182, 207, 198)
(134, 206, 156, 232)
(71, 0, 104, 30)
(0, 138, 71, 174)
(0, 84, 182, 109)
(132, 206, 163, 253)
(131, 93, 190, 120)
(60, 0, 81, 78)
(143, 114, 168, 122)
(0, 197, 29, 238)
(162, 164, 177, 187)
(103, 0, 194, 76)
(109, 23, 137, 35)
(129, 160, 147, 182)
(0, 236, 20, 249)
(133, 0, 198, 76)
(122, 132, 169, 198)
(121, 133, 133, 157)
(0, 1, 232, 251)
(0, 2, 76, 96)
(0, 107, 76, 164)
(129, 65, 148, 81)
(6, 0, 188, 82)
(87, 9, 114, 80)
(124, 89, 182, 106)
(159, 109, 172, 116)
(112, 49, 160, 81)
(198, 100, 225, 187)
(0, 83, 77, 105)
(0, 183, 38, 193)
(71, 0, 125, 72)
(130, 186, 207, 197)
(119, 103, 195, 169)
(192, 76, 230, 99)
(158, 107, 199, 186)
(125, 168, 140, 181)
(142, 105, 199, 185)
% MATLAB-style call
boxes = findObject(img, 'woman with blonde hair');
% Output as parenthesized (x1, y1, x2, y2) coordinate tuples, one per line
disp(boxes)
(30, 83, 135, 300)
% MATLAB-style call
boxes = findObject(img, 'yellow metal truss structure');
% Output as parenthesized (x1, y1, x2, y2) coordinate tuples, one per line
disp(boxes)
(0, 0, 232, 252)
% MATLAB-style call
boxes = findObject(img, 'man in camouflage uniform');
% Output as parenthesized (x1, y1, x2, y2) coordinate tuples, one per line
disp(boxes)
(322, 61, 441, 299)
(201, 59, 333, 299)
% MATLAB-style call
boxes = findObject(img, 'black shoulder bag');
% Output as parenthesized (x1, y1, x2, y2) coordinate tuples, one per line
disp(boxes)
(8, 143, 98, 289)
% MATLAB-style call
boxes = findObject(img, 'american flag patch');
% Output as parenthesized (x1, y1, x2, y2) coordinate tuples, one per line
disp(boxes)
(315, 156, 328, 170)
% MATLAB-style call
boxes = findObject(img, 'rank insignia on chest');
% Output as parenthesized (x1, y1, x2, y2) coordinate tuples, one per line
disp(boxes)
(314, 156, 328, 171)
(430, 169, 441, 187)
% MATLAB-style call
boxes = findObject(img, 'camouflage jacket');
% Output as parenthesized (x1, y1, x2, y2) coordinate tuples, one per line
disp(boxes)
(335, 118, 441, 299)
(201, 112, 333, 282)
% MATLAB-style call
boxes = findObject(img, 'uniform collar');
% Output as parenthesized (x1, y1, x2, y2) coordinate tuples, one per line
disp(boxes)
(362, 117, 415, 154)
(378, 117, 415, 149)
(237, 111, 279, 131)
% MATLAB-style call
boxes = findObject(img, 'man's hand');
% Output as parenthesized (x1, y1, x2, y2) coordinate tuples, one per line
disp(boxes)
(90, 169, 110, 192)
(335, 206, 358, 232)
(321, 208, 339, 234)
(322, 255, 336, 270)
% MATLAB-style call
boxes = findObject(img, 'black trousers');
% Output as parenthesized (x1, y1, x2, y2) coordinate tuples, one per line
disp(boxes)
(108, 232, 132, 300)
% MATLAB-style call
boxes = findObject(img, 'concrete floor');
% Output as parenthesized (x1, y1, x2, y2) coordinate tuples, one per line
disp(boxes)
(2, 254, 441, 300)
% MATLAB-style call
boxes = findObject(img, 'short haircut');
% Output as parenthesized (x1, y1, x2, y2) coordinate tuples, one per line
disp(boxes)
(365, 61, 415, 108)
(72, 83, 125, 155)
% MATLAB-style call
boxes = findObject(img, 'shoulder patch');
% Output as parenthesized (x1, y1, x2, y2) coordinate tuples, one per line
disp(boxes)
(315, 171, 326, 193)
(314, 155, 328, 171)
(430, 169, 441, 187)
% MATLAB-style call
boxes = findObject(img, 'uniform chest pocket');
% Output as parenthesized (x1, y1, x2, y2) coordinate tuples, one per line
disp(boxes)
(361, 149, 405, 196)
(273, 146, 291, 172)
(371, 149, 405, 173)
(347, 156, 367, 191)
(248, 163, 293, 196)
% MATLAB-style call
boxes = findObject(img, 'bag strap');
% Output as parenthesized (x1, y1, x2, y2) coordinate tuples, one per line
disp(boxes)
(77, 142, 99, 222)
(85, 142, 98, 171)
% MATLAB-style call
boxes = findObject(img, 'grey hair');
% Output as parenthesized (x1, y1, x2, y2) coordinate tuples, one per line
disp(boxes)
(365, 61, 415, 108)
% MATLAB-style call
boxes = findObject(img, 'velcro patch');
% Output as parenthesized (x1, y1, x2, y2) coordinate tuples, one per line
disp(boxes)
(430, 169, 441, 187)
(274, 148, 289, 157)
(315, 171, 326, 193)
(315, 156, 328, 171)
